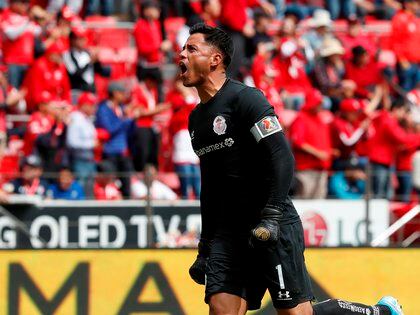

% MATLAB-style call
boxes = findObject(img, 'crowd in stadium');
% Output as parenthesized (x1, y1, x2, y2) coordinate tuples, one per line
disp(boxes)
(0, 0, 418, 202)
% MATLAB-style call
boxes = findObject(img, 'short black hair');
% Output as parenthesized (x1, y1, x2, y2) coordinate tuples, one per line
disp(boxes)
(254, 9, 271, 22)
(352, 45, 367, 57)
(141, 0, 160, 18)
(391, 98, 408, 111)
(189, 23, 234, 68)
(59, 165, 72, 173)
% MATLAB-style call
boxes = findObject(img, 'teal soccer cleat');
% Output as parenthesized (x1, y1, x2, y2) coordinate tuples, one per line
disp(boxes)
(377, 296, 404, 315)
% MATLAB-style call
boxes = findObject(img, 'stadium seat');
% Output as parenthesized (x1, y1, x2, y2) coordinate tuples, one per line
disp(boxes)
(379, 35, 393, 50)
(94, 74, 110, 100)
(118, 47, 137, 64)
(98, 47, 118, 63)
(164, 17, 186, 46)
(332, 19, 348, 34)
(117, 47, 137, 76)
(0, 153, 20, 181)
(95, 28, 132, 50)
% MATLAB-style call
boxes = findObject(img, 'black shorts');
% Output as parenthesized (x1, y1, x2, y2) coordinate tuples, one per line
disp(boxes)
(204, 221, 314, 310)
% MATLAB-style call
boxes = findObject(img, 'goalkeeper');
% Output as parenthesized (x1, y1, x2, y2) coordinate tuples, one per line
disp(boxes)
(182, 23, 402, 315)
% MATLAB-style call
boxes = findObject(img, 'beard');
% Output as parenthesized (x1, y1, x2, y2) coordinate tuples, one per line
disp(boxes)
(182, 72, 206, 88)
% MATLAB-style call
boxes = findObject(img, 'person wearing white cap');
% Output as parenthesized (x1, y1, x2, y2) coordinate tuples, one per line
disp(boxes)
(313, 37, 345, 111)
(301, 9, 337, 70)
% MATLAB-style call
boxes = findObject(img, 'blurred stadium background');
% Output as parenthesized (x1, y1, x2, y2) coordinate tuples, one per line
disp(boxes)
(0, 0, 418, 314)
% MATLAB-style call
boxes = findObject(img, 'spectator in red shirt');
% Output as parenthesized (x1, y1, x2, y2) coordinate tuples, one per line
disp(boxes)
(391, 0, 420, 91)
(273, 40, 313, 110)
(23, 41, 71, 112)
(0, 70, 27, 155)
(259, 67, 284, 115)
(250, 41, 284, 115)
(251, 39, 276, 89)
(35, 99, 70, 173)
(369, 101, 420, 199)
(219, 0, 275, 78)
(133, 0, 172, 103)
(40, 6, 74, 57)
(129, 75, 170, 172)
(167, 76, 200, 199)
(339, 82, 384, 158)
(345, 45, 384, 99)
(290, 89, 333, 198)
(1, 0, 41, 88)
(176, 0, 221, 50)
(93, 160, 123, 201)
(331, 99, 371, 169)
(337, 17, 376, 60)
(22, 91, 55, 156)
(395, 108, 420, 202)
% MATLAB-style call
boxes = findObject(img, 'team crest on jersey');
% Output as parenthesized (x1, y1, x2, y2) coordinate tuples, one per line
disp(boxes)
(213, 115, 227, 135)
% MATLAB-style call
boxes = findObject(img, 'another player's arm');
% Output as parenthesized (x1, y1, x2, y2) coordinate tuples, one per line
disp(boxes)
(238, 88, 295, 244)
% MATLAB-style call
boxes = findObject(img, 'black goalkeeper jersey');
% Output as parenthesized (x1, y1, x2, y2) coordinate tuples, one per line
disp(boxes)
(188, 79, 300, 238)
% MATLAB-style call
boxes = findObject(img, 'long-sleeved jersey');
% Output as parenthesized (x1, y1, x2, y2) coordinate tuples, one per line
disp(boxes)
(188, 79, 299, 239)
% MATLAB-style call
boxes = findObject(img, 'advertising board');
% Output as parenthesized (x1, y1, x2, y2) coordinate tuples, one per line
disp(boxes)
(0, 249, 417, 315)
(0, 200, 389, 249)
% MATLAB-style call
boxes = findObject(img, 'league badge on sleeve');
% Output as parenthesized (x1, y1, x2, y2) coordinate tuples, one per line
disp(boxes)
(213, 115, 227, 135)
(251, 116, 282, 142)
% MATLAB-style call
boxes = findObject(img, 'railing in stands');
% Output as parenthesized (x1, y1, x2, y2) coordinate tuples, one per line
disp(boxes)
(371, 205, 420, 247)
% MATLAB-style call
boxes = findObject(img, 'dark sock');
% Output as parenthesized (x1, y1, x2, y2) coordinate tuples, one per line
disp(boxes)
(313, 299, 392, 315)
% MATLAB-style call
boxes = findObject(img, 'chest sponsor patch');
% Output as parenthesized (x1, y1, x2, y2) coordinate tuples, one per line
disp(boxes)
(213, 115, 227, 135)
(194, 138, 235, 157)
(250, 116, 282, 142)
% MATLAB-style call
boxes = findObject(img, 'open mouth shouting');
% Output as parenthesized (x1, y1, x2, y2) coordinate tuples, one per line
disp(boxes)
(179, 61, 188, 76)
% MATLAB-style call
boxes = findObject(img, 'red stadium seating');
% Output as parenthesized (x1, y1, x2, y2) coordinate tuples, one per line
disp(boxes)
(0, 153, 20, 182)
(95, 28, 131, 50)
(164, 17, 186, 49)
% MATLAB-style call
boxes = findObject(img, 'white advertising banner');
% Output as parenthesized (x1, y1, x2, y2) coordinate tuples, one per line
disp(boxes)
(0, 200, 390, 249)
(294, 200, 389, 247)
